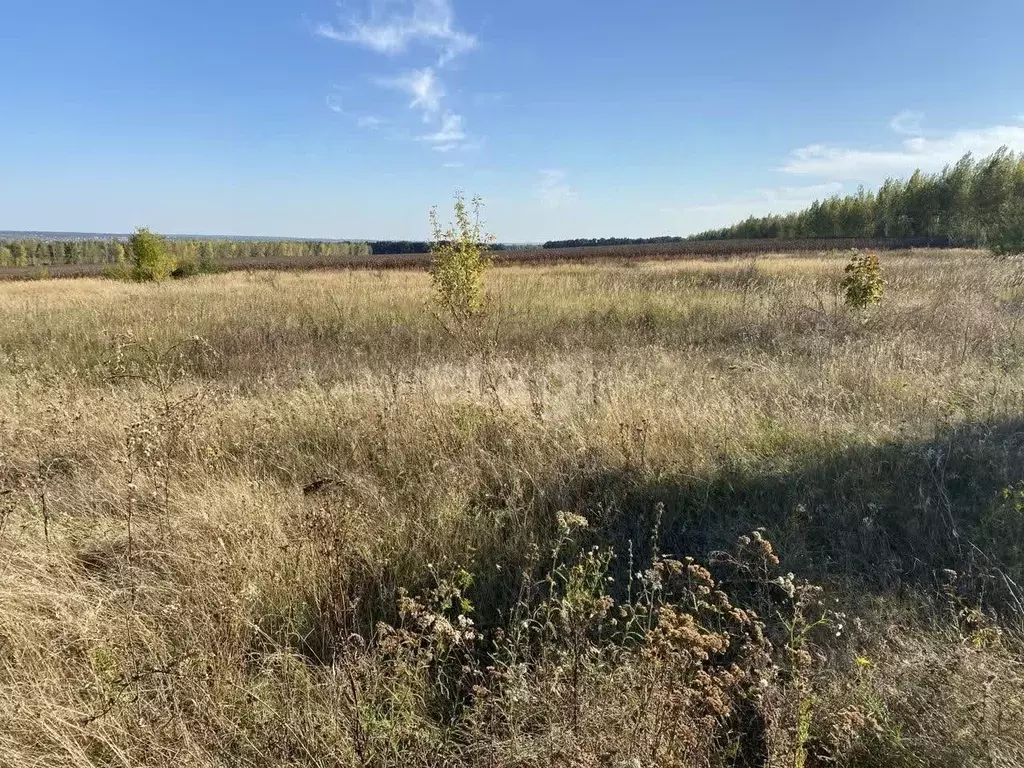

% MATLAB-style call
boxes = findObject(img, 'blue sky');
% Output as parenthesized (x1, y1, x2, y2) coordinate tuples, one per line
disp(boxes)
(2, 0, 1024, 241)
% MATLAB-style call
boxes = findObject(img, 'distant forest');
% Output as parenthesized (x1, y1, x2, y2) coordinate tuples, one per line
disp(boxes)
(366, 241, 533, 255)
(0, 237, 539, 267)
(691, 148, 1024, 244)
(0, 238, 372, 268)
(542, 236, 687, 249)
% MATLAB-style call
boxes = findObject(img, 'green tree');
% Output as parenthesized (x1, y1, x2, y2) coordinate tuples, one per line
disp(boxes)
(63, 241, 81, 265)
(10, 242, 27, 266)
(129, 227, 176, 281)
(197, 241, 217, 272)
(972, 148, 1017, 242)
(107, 239, 126, 264)
(0, 245, 11, 267)
(990, 198, 1024, 256)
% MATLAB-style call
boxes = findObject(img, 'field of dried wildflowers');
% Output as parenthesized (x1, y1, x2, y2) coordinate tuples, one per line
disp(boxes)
(2, 250, 1023, 766)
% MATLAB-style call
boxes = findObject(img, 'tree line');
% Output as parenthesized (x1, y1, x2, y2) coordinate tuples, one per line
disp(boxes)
(368, 241, 532, 254)
(0, 238, 372, 268)
(0, 238, 542, 267)
(542, 236, 687, 249)
(690, 148, 1024, 251)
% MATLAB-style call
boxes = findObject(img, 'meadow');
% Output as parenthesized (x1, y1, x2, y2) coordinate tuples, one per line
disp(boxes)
(2, 250, 1024, 766)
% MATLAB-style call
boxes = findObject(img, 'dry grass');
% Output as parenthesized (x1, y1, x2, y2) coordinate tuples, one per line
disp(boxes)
(2, 249, 1024, 766)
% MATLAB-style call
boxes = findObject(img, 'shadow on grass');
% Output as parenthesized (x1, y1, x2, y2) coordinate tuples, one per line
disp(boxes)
(288, 415, 1024, 663)
(459, 415, 1024, 631)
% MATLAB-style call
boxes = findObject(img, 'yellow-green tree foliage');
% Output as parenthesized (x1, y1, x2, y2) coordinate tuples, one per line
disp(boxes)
(129, 227, 176, 282)
(840, 249, 885, 308)
(428, 193, 494, 324)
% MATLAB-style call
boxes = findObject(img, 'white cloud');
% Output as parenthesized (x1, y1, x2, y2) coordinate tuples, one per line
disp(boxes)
(316, 0, 477, 67)
(889, 110, 924, 135)
(378, 67, 443, 117)
(443, 161, 464, 168)
(781, 123, 1024, 179)
(536, 170, 577, 209)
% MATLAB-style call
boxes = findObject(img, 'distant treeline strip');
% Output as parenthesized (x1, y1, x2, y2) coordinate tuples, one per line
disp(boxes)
(367, 241, 533, 254)
(542, 236, 687, 249)
(0, 238, 373, 268)
(0, 237, 538, 267)
(0, 237, 980, 281)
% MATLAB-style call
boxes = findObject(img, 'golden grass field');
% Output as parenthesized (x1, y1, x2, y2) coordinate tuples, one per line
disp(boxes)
(2, 250, 1024, 766)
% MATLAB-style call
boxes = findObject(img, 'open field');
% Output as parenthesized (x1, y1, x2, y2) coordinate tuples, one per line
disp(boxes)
(2, 250, 1024, 766)
(0, 237, 966, 281)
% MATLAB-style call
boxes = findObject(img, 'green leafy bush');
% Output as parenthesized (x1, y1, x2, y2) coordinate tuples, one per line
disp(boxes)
(129, 227, 176, 282)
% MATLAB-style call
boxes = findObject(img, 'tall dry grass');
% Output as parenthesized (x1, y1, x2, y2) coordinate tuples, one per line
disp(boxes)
(1, 250, 1024, 766)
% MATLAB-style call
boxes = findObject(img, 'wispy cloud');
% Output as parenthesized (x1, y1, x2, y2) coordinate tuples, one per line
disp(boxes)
(536, 170, 577, 208)
(419, 112, 465, 143)
(316, 0, 477, 67)
(378, 71, 476, 150)
(656, 183, 845, 234)
(781, 123, 1024, 179)
(317, 1, 480, 154)
(442, 161, 464, 168)
(378, 67, 444, 118)
(325, 93, 387, 130)
(889, 110, 924, 135)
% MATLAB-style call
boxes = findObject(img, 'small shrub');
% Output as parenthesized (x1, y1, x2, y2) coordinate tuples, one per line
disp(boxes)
(840, 249, 885, 308)
(171, 254, 201, 279)
(428, 193, 494, 327)
(26, 267, 50, 281)
(129, 227, 176, 282)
